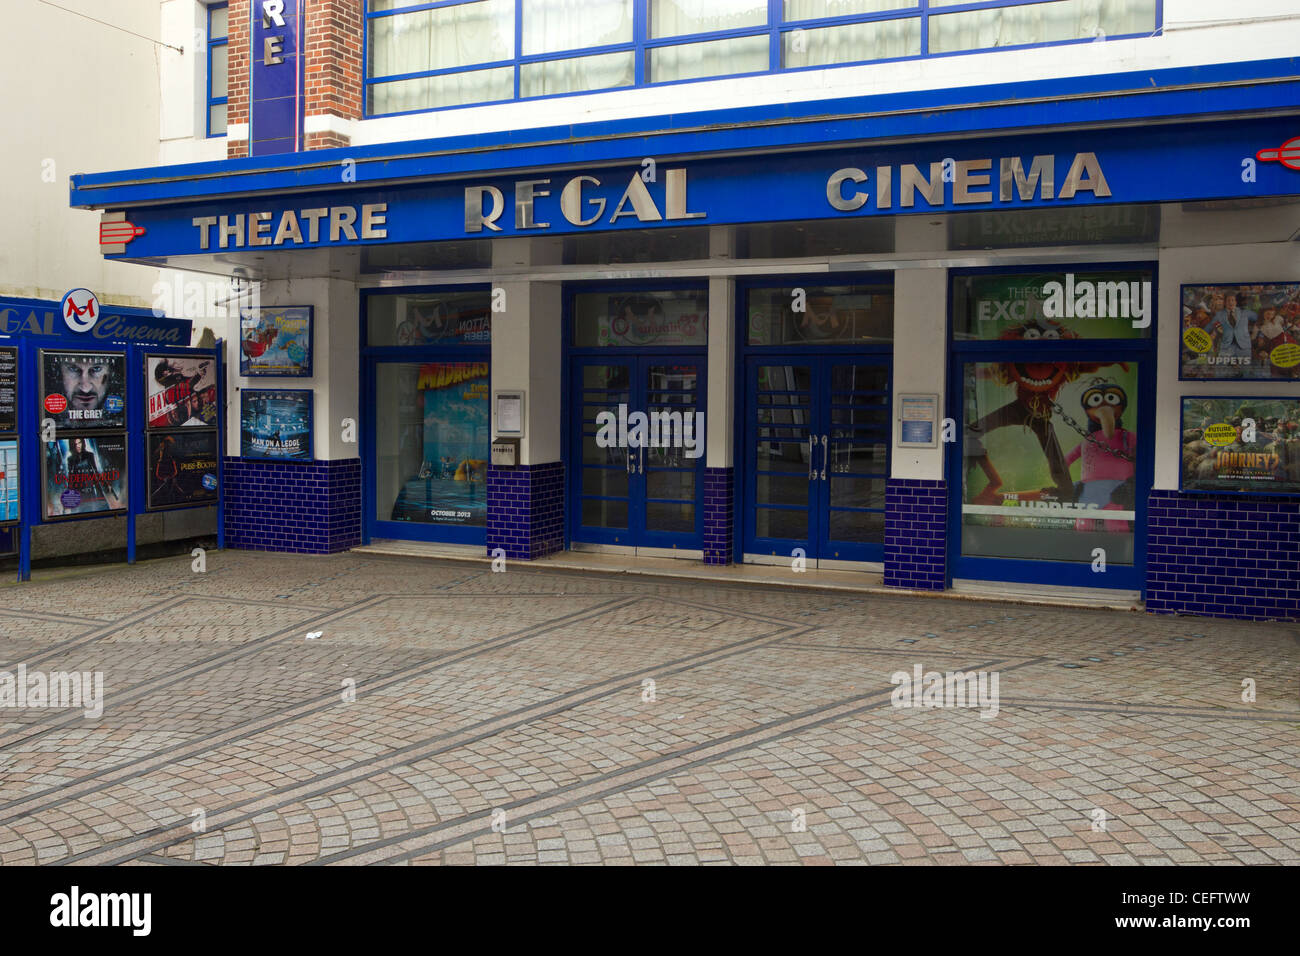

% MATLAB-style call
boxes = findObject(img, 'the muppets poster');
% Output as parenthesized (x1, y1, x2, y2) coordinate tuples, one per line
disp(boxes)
(1179, 283, 1300, 381)
(388, 363, 489, 526)
(1181, 398, 1300, 494)
(957, 271, 1145, 562)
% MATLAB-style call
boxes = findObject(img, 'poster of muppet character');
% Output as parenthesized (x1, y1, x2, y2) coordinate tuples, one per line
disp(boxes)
(953, 270, 1148, 566)
(1181, 398, 1300, 495)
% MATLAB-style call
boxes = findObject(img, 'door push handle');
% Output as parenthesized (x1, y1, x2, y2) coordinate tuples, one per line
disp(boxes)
(820, 435, 829, 481)
(808, 435, 817, 480)
(639, 445, 645, 475)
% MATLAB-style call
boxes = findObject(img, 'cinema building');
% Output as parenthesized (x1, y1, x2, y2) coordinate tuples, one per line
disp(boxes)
(68, 1, 1300, 621)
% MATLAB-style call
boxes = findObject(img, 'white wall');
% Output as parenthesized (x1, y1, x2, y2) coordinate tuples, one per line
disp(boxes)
(160, 0, 227, 167)
(0, 0, 166, 307)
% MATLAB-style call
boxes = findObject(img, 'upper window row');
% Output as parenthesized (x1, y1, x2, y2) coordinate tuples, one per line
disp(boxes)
(363, 0, 1159, 117)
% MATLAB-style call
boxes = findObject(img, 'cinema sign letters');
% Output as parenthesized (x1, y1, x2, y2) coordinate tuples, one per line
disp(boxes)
(827, 152, 1111, 212)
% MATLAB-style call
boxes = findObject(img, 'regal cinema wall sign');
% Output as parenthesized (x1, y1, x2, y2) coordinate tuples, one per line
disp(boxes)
(827, 152, 1111, 210)
(465, 169, 705, 232)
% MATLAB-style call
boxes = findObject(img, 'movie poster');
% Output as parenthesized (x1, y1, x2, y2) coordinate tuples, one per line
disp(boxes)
(747, 286, 893, 346)
(1180, 282, 1300, 380)
(0, 438, 17, 524)
(0, 347, 16, 433)
(40, 351, 127, 431)
(961, 361, 1141, 566)
(1181, 398, 1300, 494)
(240, 389, 312, 461)
(952, 270, 1153, 341)
(147, 430, 219, 509)
(147, 355, 218, 428)
(389, 363, 489, 526)
(42, 435, 127, 518)
(239, 306, 313, 376)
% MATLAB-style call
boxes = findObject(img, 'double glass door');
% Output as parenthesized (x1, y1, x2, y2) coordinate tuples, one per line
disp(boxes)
(571, 355, 705, 552)
(744, 356, 890, 564)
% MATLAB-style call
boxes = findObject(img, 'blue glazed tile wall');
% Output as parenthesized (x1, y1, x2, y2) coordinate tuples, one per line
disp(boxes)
(486, 462, 565, 560)
(222, 458, 361, 554)
(703, 467, 734, 566)
(884, 478, 947, 591)
(1146, 490, 1300, 621)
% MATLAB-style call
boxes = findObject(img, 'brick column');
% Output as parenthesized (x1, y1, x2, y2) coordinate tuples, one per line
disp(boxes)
(487, 464, 565, 560)
(226, 0, 250, 158)
(703, 468, 734, 565)
(304, 0, 363, 150)
(884, 478, 948, 590)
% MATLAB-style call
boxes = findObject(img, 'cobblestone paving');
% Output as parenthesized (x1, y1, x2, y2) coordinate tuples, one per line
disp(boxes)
(0, 551, 1296, 866)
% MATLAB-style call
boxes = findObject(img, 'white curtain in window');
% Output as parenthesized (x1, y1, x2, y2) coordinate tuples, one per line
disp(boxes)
(784, 0, 913, 22)
(372, 67, 514, 115)
(650, 34, 770, 82)
(650, 0, 767, 39)
(785, 18, 919, 68)
(521, 51, 635, 97)
(522, 0, 633, 56)
(370, 0, 515, 78)
(930, 0, 1156, 54)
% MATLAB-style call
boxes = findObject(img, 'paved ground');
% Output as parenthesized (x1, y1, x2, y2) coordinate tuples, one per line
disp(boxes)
(0, 551, 1296, 866)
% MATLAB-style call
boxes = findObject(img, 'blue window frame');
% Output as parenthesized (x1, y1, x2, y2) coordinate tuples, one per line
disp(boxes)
(363, 0, 1162, 118)
(207, 3, 229, 137)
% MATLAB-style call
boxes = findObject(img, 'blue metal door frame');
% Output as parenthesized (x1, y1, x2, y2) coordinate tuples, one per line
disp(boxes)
(735, 275, 893, 565)
(359, 285, 491, 547)
(944, 263, 1158, 592)
(562, 280, 708, 552)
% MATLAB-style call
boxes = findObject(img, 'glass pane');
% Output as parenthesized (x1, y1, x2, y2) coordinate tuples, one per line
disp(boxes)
(951, 269, 1154, 342)
(368, 67, 514, 114)
(828, 510, 885, 544)
(367, 291, 492, 347)
(650, 0, 767, 38)
(376, 362, 491, 528)
(210, 6, 228, 40)
(784, 0, 914, 20)
(522, 0, 633, 55)
(210, 43, 229, 99)
(961, 361, 1139, 564)
(368, 0, 515, 77)
(369, 0, 436, 9)
(756, 507, 807, 541)
(647, 468, 695, 500)
(646, 502, 695, 533)
(929, 0, 1158, 54)
(582, 363, 632, 390)
(757, 472, 810, 508)
(757, 441, 812, 475)
(748, 286, 894, 345)
(582, 435, 629, 467)
(572, 290, 708, 347)
(208, 104, 227, 136)
(583, 498, 628, 529)
(584, 466, 628, 498)
(648, 34, 770, 83)
(521, 51, 635, 96)
(829, 476, 886, 509)
(783, 17, 920, 67)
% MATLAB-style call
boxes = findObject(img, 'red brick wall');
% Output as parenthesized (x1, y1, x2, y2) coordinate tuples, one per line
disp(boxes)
(304, 0, 363, 151)
(226, 0, 363, 158)
(227, 0, 250, 159)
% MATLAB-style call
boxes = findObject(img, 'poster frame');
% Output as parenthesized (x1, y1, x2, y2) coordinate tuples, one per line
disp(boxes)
(145, 428, 220, 512)
(239, 387, 315, 463)
(238, 306, 314, 378)
(1176, 280, 1300, 382)
(1178, 394, 1300, 497)
(39, 433, 129, 521)
(38, 348, 128, 433)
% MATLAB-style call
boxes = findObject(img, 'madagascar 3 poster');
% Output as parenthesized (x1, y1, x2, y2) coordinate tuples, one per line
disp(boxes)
(389, 363, 490, 526)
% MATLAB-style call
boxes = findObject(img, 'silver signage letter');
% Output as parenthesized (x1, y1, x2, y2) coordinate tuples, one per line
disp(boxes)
(560, 176, 605, 226)
(827, 168, 868, 211)
(1059, 152, 1111, 199)
(515, 179, 552, 230)
(466, 186, 505, 233)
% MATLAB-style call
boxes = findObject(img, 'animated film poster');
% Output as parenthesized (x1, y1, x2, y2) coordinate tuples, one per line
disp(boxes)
(241, 389, 312, 461)
(1181, 397, 1300, 495)
(147, 355, 218, 428)
(390, 363, 489, 527)
(40, 351, 126, 430)
(961, 361, 1141, 564)
(0, 438, 17, 524)
(239, 306, 312, 376)
(1179, 282, 1300, 380)
(43, 435, 127, 519)
(148, 430, 219, 509)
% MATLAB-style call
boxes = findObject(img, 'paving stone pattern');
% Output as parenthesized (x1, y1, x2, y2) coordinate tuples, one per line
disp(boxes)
(0, 552, 1296, 866)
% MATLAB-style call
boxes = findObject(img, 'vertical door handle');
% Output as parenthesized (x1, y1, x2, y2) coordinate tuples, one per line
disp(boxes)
(808, 434, 817, 480)
(639, 445, 645, 475)
(820, 435, 829, 480)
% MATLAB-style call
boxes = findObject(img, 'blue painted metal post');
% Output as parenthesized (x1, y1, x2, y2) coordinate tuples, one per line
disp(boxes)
(216, 338, 225, 551)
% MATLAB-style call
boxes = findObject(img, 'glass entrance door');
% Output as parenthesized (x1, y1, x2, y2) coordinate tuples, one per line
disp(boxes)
(571, 355, 705, 552)
(745, 357, 890, 564)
